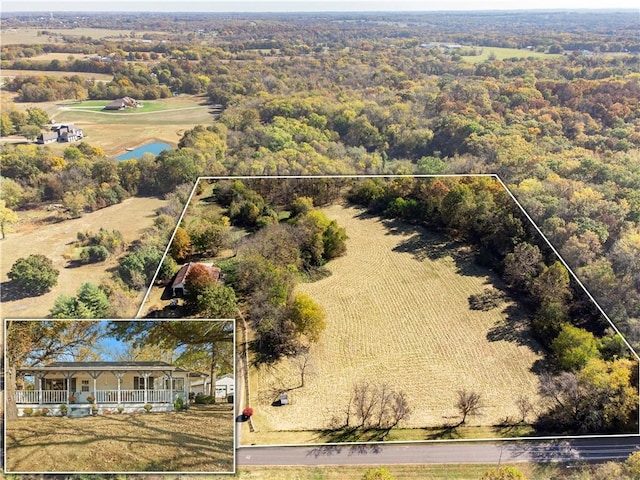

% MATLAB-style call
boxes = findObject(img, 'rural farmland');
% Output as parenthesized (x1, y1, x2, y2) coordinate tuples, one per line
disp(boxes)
(247, 203, 543, 437)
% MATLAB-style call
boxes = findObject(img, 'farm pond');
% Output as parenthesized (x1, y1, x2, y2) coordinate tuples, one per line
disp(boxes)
(115, 141, 172, 160)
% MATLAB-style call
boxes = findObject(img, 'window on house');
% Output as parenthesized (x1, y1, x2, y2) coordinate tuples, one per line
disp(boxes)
(81, 379, 89, 392)
(134, 376, 155, 390)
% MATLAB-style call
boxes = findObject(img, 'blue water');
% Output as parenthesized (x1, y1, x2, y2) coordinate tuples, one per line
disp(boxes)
(116, 142, 172, 160)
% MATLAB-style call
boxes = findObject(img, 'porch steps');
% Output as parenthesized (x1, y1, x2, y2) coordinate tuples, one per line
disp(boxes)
(67, 405, 91, 418)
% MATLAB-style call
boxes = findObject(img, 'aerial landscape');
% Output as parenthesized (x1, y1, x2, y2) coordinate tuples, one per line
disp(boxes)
(1, 5, 640, 479)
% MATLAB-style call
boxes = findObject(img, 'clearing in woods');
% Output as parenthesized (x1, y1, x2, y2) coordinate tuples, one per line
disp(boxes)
(248, 203, 543, 438)
(0, 196, 168, 320)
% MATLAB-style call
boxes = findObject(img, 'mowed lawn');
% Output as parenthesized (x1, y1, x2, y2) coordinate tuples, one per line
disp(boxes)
(0, 196, 168, 319)
(52, 96, 215, 155)
(5, 405, 234, 473)
(249, 204, 543, 437)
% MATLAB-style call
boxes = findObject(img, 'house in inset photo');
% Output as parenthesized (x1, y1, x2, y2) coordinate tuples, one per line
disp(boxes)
(15, 361, 191, 417)
(5, 319, 235, 474)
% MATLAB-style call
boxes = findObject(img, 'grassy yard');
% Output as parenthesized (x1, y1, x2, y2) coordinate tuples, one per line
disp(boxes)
(5, 404, 234, 473)
(247, 204, 543, 442)
(228, 463, 565, 480)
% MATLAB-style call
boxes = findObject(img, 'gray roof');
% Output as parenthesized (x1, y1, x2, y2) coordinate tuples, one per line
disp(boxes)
(18, 361, 178, 373)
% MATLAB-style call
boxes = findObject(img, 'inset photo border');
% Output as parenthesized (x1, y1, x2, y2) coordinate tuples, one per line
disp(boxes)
(4, 318, 236, 474)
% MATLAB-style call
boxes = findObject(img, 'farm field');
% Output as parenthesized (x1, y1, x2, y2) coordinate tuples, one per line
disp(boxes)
(461, 47, 562, 63)
(0, 28, 167, 45)
(247, 204, 543, 439)
(52, 96, 215, 155)
(0, 196, 168, 320)
(0, 69, 114, 82)
(5, 404, 234, 473)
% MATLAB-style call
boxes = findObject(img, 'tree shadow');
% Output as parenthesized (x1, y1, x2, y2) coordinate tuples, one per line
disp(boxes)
(5, 410, 235, 473)
(366, 215, 489, 279)
(0, 281, 44, 302)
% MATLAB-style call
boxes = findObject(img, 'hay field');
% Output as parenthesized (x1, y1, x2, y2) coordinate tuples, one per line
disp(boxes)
(0, 28, 166, 45)
(250, 204, 543, 435)
(0, 196, 167, 320)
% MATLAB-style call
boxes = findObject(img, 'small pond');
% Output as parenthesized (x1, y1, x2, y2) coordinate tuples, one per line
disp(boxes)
(116, 141, 172, 160)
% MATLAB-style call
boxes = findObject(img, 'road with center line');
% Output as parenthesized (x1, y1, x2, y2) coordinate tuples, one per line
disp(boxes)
(236, 436, 640, 466)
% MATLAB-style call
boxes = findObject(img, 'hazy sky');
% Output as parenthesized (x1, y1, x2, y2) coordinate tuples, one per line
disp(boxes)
(2, 0, 638, 12)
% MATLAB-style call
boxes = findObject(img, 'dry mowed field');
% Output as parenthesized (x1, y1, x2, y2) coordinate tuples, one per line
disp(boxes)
(0, 28, 166, 45)
(250, 204, 543, 435)
(0, 196, 168, 320)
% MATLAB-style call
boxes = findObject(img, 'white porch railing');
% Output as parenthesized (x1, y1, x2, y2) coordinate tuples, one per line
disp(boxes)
(15, 390, 67, 404)
(16, 389, 186, 404)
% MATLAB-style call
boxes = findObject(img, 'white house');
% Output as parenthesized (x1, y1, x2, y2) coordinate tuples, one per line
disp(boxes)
(190, 373, 234, 399)
(15, 361, 190, 417)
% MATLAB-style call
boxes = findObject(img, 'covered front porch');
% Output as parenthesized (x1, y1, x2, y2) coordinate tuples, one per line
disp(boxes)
(16, 361, 191, 416)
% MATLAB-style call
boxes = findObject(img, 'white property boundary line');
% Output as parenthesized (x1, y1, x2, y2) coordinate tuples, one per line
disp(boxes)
(137, 174, 640, 447)
(3, 318, 238, 475)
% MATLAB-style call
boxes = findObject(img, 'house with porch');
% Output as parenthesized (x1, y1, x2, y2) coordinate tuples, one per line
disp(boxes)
(15, 361, 190, 417)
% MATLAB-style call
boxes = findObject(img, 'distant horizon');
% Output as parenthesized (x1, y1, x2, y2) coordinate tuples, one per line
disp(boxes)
(1, 1, 638, 14)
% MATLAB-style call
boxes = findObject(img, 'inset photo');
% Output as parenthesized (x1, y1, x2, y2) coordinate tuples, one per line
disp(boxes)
(4, 318, 235, 474)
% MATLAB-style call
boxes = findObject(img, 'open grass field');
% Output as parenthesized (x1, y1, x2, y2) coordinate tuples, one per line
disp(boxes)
(51, 96, 215, 155)
(461, 47, 562, 63)
(0, 196, 168, 320)
(0, 28, 167, 45)
(0, 69, 114, 82)
(247, 204, 543, 441)
(228, 463, 564, 480)
(5, 404, 234, 473)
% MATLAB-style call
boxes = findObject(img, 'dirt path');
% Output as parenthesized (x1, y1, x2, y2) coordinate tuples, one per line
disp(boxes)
(0, 197, 167, 320)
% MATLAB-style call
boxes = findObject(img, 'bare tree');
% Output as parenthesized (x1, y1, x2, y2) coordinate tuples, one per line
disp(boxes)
(342, 380, 412, 432)
(456, 389, 482, 425)
(353, 380, 379, 428)
(292, 347, 315, 388)
(515, 394, 535, 424)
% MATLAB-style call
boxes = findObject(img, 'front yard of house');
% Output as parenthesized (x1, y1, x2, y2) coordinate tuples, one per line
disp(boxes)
(5, 404, 234, 473)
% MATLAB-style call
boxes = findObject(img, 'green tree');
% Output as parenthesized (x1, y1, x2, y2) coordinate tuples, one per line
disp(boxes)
(192, 283, 238, 318)
(0, 199, 19, 239)
(26, 107, 50, 127)
(0, 113, 14, 136)
(8, 254, 59, 295)
(19, 124, 41, 141)
(169, 226, 192, 262)
(551, 324, 600, 371)
(288, 293, 326, 343)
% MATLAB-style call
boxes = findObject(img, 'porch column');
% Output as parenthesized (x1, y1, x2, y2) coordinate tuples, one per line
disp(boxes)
(89, 372, 102, 403)
(168, 373, 173, 404)
(37, 373, 45, 405)
(111, 371, 124, 405)
(142, 372, 149, 404)
(64, 373, 76, 404)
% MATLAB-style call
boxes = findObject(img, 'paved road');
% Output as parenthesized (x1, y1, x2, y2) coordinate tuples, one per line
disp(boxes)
(237, 436, 639, 466)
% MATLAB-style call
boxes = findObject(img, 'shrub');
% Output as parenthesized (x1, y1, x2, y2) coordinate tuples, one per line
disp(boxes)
(242, 407, 254, 418)
(41, 408, 50, 416)
(117, 405, 124, 414)
(194, 394, 215, 404)
(33, 410, 43, 417)
(23, 408, 33, 417)
(143, 404, 153, 413)
(174, 396, 184, 411)
(8, 254, 59, 294)
(59, 404, 68, 416)
(80, 245, 109, 263)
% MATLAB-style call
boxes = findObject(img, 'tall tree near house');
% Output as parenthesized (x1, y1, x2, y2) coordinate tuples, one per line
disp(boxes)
(5, 320, 103, 421)
(108, 320, 234, 399)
